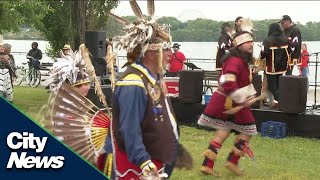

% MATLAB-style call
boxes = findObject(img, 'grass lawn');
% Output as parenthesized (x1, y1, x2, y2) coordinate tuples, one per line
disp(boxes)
(12, 86, 50, 119)
(12, 86, 320, 180)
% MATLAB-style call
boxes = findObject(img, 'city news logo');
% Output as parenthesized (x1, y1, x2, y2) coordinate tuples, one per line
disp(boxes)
(6, 132, 65, 169)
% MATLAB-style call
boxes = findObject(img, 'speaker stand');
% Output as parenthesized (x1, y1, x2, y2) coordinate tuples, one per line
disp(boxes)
(312, 53, 319, 110)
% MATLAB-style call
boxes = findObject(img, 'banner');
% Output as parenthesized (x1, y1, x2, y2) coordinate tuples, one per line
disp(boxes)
(0, 98, 108, 179)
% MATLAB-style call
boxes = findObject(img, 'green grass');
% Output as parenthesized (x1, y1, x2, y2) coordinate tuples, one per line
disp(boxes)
(12, 86, 320, 180)
(13, 86, 50, 119)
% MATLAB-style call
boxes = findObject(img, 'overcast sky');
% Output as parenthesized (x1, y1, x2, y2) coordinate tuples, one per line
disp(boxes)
(113, 1, 320, 24)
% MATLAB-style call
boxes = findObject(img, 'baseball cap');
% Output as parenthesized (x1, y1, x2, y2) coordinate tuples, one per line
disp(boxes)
(63, 44, 71, 50)
(278, 15, 292, 23)
(172, 43, 181, 48)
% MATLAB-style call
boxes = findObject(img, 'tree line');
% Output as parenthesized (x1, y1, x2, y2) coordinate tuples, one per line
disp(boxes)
(109, 16, 320, 42)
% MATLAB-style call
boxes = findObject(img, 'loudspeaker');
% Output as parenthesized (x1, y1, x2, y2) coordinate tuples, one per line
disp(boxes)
(85, 31, 106, 58)
(170, 97, 205, 123)
(86, 77, 112, 108)
(91, 57, 107, 77)
(278, 75, 308, 113)
(178, 70, 204, 103)
(252, 74, 262, 108)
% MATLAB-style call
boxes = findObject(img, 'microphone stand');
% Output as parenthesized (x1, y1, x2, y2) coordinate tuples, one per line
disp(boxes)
(312, 52, 319, 110)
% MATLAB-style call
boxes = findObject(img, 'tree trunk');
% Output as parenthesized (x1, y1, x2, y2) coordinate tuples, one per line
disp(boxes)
(78, 0, 87, 45)
(71, 0, 87, 50)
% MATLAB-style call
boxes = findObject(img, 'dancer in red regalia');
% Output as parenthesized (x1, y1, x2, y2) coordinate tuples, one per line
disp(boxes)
(198, 18, 257, 177)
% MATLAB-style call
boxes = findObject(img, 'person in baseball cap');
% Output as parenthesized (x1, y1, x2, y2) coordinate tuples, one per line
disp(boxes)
(278, 15, 292, 23)
(168, 42, 186, 76)
(172, 43, 181, 48)
(278, 15, 302, 75)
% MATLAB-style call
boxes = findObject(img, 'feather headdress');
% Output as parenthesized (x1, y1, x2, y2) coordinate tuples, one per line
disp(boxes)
(233, 18, 254, 47)
(46, 49, 80, 93)
(47, 44, 108, 108)
(109, 0, 172, 64)
(240, 18, 254, 33)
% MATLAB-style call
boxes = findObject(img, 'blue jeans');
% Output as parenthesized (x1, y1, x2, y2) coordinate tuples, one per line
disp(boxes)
(301, 67, 309, 90)
(301, 67, 309, 77)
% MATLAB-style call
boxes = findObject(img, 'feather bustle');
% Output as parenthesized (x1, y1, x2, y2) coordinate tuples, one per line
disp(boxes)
(53, 130, 85, 137)
(108, 12, 131, 25)
(51, 123, 85, 131)
(55, 97, 95, 118)
(129, 0, 145, 22)
(56, 90, 91, 111)
(61, 82, 99, 111)
(50, 115, 85, 125)
(52, 105, 88, 120)
(147, 0, 155, 17)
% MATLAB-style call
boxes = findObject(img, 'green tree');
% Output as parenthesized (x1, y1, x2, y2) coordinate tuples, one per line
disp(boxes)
(34, 1, 71, 57)
(0, 1, 49, 33)
(158, 17, 182, 31)
(35, 0, 119, 57)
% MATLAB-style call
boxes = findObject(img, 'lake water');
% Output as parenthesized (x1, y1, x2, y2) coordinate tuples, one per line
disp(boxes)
(4, 39, 320, 83)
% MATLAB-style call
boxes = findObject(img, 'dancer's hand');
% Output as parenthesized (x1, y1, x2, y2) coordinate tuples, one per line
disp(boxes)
(244, 96, 256, 107)
(141, 161, 159, 177)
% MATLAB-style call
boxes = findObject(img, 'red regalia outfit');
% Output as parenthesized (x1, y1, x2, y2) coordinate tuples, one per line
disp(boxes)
(198, 56, 257, 135)
(198, 20, 257, 177)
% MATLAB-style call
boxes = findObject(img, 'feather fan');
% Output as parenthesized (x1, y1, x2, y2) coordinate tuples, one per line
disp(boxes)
(39, 82, 111, 164)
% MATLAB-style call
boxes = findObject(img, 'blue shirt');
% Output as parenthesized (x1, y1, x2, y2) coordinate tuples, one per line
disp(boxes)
(105, 63, 158, 167)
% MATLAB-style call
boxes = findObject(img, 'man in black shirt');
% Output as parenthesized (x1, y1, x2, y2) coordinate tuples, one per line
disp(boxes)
(279, 15, 302, 75)
(26, 42, 42, 85)
(26, 42, 42, 69)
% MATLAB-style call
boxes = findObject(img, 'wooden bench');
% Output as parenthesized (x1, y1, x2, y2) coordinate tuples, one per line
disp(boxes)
(39, 62, 53, 78)
(203, 70, 221, 93)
